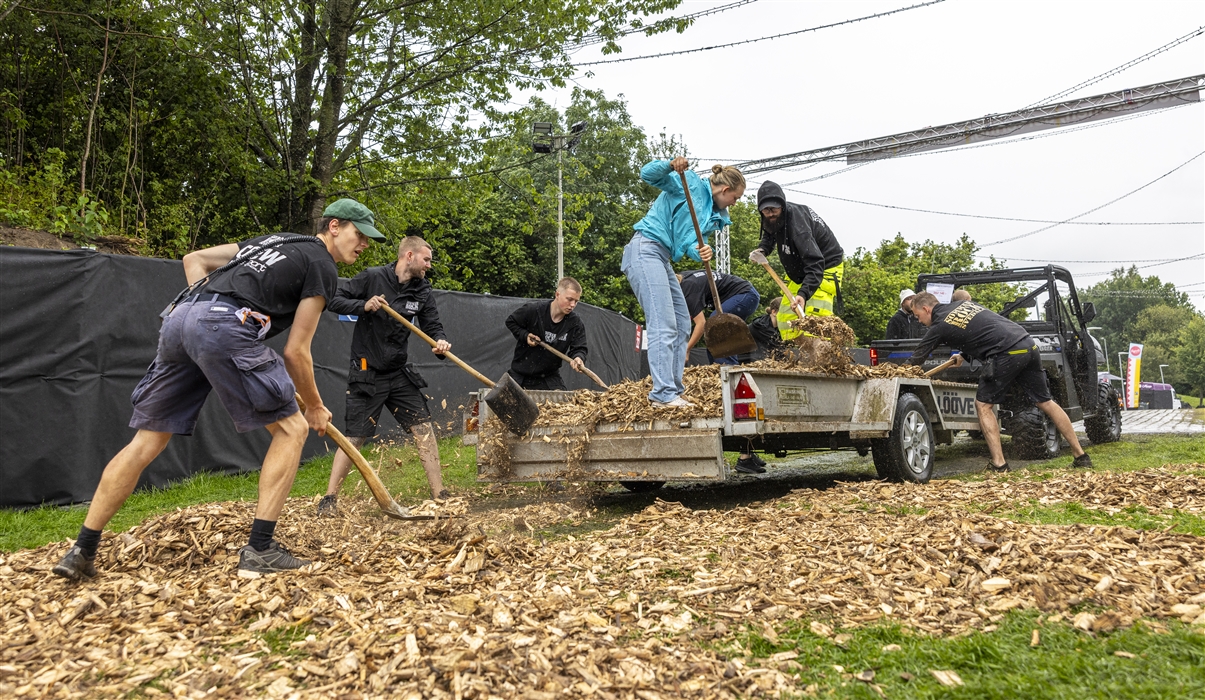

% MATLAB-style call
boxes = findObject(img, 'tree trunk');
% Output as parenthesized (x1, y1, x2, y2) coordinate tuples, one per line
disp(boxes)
(277, 0, 321, 232)
(303, 0, 354, 232)
(80, 16, 113, 198)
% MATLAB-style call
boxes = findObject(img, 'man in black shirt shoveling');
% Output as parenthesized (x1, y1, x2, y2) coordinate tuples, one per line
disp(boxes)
(907, 292, 1092, 473)
(505, 277, 589, 391)
(319, 236, 451, 515)
(53, 198, 382, 581)
(678, 269, 760, 364)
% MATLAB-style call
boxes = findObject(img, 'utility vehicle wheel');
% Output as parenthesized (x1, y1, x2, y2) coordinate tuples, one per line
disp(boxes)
(1011, 406, 1060, 460)
(1084, 383, 1123, 445)
(619, 481, 665, 493)
(874, 393, 935, 484)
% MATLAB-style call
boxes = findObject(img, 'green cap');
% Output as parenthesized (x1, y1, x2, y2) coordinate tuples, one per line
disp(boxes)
(322, 198, 386, 242)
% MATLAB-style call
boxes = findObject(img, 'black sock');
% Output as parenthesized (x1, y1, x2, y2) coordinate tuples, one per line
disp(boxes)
(76, 526, 102, 559)
(248, 519, 276, 551)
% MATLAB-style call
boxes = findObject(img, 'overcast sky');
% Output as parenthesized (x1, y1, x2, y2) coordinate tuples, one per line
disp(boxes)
(540, 0, 1204, 312)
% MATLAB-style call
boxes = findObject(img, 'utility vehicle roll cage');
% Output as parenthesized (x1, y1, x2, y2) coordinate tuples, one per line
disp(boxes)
(916, 265, 1097, 335)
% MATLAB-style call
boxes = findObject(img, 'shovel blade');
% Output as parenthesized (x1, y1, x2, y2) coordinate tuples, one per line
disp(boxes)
(484, 372, 540, 435)
(703, 313, 758, 358)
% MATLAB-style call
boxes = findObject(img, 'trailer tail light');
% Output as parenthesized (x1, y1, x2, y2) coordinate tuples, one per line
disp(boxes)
(732, 374, 759, 421)
(869, 348, 879, 366)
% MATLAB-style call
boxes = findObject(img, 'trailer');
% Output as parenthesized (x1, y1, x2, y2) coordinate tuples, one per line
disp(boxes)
(465, 366, 983, 489)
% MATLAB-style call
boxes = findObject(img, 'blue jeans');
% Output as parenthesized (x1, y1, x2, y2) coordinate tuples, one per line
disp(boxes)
(622, 233, 690, 403)
(711, 289, 761, 365)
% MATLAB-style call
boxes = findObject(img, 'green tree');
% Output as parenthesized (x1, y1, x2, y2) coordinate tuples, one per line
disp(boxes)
(1080, 267, 1194, 369)
(1176, 316, 1205, 405)
(1127, 304, 1197, 389)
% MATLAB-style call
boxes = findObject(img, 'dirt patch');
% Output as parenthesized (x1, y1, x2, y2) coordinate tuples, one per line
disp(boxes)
(2, 465, 1202, 698)
(0, 225, 145, 256)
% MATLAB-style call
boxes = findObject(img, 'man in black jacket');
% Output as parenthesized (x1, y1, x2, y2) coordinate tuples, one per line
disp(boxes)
(908, 292, 1092, 473)
(750, 181, 844, 341)
(885, 288, 925, 340)
(320, 236, 451, 513)
(505, 277, 589, 391)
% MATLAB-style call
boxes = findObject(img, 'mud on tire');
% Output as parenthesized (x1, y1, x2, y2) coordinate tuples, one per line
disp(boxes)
(1084, 382, 1123, 445)
(1010, 406, 1060, 460)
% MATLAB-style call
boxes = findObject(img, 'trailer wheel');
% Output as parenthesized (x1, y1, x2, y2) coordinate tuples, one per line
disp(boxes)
(870, 440, 895, 480)
(873, 393, 935, 484)
(1010, 406, 1060, 460)
(1084, 383, 1122, 445)
(620, 481, 665, 493)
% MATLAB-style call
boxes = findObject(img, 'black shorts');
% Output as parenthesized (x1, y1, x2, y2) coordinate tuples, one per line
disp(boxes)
(511, 372, 567, 391)
(344, 367, 430, 437)
(976, 346, 1052, 405)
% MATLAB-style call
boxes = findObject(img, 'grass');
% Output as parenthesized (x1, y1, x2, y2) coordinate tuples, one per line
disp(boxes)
(729, 610, 1205, 699)
(1177, 393, 1202, 408)
(1002, 502, 1205, 537)
(0, 436, 480, 552)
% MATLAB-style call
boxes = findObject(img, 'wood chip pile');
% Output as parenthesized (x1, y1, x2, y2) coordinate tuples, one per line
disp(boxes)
(3, 465, 1202, 698)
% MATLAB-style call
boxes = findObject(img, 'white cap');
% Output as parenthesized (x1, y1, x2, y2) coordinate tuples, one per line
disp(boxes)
(899, 288, 916, 304)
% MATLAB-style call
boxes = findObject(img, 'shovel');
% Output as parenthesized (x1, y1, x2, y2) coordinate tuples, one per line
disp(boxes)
(377, 304, 539, 435)
(924, 355, 962, 378)
(535, 340, 608, 389)
(749, 249, 807, 320)
(294, 394, 438, 520)
(677, 171, 758, 358)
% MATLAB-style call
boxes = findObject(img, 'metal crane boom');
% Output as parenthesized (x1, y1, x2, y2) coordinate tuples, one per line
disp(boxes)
(733, 74, 1203, 175)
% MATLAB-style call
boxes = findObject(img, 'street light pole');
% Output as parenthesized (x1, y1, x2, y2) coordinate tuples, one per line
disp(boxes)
(1159, 364, 1169, 384)
(532, 120, 588, 284)
(557, 148, 563, 281)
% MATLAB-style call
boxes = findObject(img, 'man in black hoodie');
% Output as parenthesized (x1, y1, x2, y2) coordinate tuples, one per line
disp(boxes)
(751, 181, 844, 340)
(320, 236, 451, 513)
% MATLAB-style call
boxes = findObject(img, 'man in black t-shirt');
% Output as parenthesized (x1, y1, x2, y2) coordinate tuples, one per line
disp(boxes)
(320, 236, 451, 514)
(908, 292, 1092, 473)
(53, 198, 384, 582)
(678, 269, 760, 364)
(505, 277, 588, 391)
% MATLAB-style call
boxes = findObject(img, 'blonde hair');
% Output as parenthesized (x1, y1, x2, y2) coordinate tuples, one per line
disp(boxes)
(710, 164, 745, 192)
(398, 236, 432, 257)
(557, 277, 582, 293)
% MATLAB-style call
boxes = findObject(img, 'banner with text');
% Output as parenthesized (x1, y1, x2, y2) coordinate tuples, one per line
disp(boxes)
(1125, 343, 1143, 409)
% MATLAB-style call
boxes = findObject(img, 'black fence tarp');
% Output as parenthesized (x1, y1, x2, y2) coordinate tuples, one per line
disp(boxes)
(0, 247, 642, 508)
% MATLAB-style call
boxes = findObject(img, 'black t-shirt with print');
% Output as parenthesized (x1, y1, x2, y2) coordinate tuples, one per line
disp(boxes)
(679, 270, 756, 318)
(201, 234, 338, 338)
(907, 301, 1031, 365)
(505, 300, 588, 380)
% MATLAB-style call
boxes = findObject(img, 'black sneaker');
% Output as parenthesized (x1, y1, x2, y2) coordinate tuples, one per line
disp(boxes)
(986, 461, 1011, 473)
(52, 546, 97, 581)
(750, 453, 768, 468)
(316, 494, 338, 517)
(435, 489, 452, 499)
(1072, 453, 1094, 468)
(237, 541, 310, 578)
(734, 456, 767, 474)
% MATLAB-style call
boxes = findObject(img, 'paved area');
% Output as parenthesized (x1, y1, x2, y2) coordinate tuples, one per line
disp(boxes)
(1073, 408, 1205, 435)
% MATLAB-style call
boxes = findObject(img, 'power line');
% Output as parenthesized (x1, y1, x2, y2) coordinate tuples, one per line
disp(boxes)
(568, 0, 760, 49)
(1025, 26, 1205, 109)
(978, 150, 1205, 247)
(1075, 253, 1205, 278)
(771, 188, 1203, 226)
(975, 255, 1202, 264)
(577, 0, 946, 66)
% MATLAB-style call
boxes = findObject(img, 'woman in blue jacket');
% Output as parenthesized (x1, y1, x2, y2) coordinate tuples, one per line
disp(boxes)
(622, 157, 746, 406)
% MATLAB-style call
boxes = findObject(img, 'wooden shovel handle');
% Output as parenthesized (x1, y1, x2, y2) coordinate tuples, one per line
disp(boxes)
(295, 393, 404, 516)
(757, 260, 807, 319)
(678, 170, 725, 314)
(924, 356, 960, 377)
(378, 303, 495, 387)
(537, 340, 608, 389)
